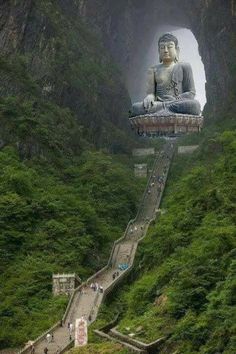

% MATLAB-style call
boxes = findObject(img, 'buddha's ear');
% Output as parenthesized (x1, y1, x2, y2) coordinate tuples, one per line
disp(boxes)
(175, 46, 180, 62)
(158, 49, 163, 63)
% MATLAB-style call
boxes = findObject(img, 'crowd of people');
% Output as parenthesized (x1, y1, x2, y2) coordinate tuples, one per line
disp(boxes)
(89, 282, 104, 293)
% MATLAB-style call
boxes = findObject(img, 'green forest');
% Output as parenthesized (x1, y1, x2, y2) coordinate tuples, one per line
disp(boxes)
(0, 1, 236, 354)
(0, 140, 146, 347)
(88, 129, 236, 354)
(0, 1, 146, 348)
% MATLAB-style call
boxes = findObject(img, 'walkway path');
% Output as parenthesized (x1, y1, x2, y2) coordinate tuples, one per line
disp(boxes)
(19, 142, 175, 354)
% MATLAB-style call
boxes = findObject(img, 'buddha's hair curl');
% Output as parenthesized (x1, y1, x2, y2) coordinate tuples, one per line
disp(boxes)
(158, 33, 178, 48)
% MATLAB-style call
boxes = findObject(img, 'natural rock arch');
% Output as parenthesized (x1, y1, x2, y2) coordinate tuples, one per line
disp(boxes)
(83, 0, 236, 118)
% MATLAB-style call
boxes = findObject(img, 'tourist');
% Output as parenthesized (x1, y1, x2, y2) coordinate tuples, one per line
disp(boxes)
(99, 285, 104, 293)
(44, 347, 48, 354)
(112, 272, 116, 280)
(90, 283, 95, 291)
(30, 345, 35, 354)
(69, 323, 73, 334)
(46, 333, 51, 343)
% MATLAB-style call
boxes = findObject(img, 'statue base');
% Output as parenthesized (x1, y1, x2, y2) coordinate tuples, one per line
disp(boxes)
(129, 113, 204, 137)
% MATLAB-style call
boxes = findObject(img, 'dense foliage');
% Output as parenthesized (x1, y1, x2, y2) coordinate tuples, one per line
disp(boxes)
(93, 131, 236, 354)
(0, 0, 133, 153)
(0, 1, 147, 348)
(71, 343, 130, 354)
(0, 144, 146, 348)
(1, 2, 236, 353)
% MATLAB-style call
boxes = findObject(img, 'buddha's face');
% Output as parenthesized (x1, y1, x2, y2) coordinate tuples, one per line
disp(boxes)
(159, 41, 178, 64)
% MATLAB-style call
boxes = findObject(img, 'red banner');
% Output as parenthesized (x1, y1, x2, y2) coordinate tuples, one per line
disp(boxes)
(75, 317, 88, 347)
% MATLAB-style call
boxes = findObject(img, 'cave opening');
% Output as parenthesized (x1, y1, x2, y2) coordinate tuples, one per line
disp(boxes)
(126, 27, 207, 112)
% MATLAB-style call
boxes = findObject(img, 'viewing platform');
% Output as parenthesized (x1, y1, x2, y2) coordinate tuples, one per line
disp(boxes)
(129, 113, 204, 136)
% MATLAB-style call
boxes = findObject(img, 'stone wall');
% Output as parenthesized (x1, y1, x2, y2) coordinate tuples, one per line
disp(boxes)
(52, 274, 81, 296)
(178, 145, 199, 154)
(134, 164, 147, 178)
(132, 148, 155, 156)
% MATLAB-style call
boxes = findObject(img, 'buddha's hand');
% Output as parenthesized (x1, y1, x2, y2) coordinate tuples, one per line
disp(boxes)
(143, 94, 155, 110)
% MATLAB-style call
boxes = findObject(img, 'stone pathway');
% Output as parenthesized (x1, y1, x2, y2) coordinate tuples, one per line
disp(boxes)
(19, 142, 174, 354)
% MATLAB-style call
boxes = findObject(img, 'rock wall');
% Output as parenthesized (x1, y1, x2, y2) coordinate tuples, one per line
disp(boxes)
(0, 0, 131, 150)
(0, 0, 235, 136)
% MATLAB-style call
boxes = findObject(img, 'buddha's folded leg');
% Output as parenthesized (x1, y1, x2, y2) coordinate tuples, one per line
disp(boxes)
(167, 99, 201, 115)
(131, 101, 164, 116)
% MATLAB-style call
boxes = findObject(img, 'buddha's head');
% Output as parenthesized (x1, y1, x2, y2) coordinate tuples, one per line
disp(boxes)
(158, 33, 180, 64)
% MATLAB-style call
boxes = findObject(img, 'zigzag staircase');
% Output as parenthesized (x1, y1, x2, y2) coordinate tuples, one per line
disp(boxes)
(18, 142, 175, 354)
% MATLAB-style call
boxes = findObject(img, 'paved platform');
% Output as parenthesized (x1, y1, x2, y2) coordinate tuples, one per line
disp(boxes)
(129, 113, 204, 135)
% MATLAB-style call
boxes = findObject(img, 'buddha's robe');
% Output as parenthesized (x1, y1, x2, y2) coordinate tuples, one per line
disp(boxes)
(132, 62, 201, 116)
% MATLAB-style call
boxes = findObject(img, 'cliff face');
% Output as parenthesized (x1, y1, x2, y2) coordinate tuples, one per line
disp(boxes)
(0, 0, 131, 154)
(0, 2, 146, 348)
(1, 0, 235, 150)
(0, 0, 32, 54)
(79, 0, 236, 119)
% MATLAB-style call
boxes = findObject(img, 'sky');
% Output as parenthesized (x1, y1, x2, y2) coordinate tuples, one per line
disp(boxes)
(172, 28, 206, 108)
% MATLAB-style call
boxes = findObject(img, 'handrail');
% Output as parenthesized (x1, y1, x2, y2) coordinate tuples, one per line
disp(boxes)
(107, 217, 135, 266)
(128, 243, 135, 264)
(62, 282, 84, 323)
(136, 153, 160, 221)
(113, 243, 122, 265)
